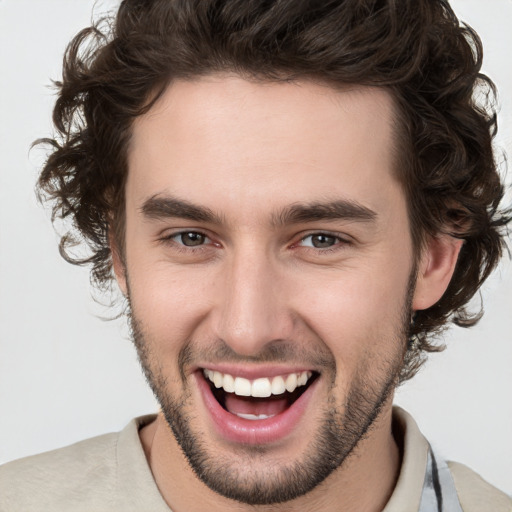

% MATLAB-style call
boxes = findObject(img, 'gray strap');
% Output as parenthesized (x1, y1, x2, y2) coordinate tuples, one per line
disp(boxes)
(418, 446, 464, 512)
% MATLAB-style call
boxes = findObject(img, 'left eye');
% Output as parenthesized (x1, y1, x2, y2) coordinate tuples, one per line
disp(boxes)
(171, 232, 210, 247)
(299, 233, 340, 249)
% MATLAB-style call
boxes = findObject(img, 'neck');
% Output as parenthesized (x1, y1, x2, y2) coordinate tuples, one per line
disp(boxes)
(140, 402, 400, 512)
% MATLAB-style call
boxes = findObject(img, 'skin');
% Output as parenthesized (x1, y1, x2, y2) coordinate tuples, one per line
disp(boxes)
(113, 76, 462, 512)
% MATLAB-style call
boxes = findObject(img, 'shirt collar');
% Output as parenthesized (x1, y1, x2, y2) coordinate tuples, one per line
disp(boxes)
(383, 406, 430, 511)
(117, 407, 447, 512)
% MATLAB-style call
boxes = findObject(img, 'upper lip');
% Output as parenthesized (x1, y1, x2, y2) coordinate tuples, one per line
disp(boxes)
(195, 364, 317, 380)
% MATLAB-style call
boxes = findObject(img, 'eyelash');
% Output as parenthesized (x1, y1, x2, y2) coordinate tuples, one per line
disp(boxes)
(160, 231, 214, 252)
(295, 232, 351, 253)
(160, 230, 351, 254)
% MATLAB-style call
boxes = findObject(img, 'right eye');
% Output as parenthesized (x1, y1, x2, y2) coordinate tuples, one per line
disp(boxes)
(170, 231, 210, 247)
(299, 233, 340, 249)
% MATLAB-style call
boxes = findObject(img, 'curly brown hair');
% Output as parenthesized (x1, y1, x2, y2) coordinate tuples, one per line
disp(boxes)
(37, 0, 510, 381)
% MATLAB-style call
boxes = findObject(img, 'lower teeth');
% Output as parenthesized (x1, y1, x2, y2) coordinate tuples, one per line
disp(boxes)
(235, 412, 275, 420)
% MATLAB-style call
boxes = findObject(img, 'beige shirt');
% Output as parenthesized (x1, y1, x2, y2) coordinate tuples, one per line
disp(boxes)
(1, 407, 510, 512)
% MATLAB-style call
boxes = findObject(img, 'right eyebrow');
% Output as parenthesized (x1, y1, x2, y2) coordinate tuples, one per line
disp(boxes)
(140, 195, 224, 224)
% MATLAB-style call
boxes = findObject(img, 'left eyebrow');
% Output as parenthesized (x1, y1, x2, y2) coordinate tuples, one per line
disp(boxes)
(272, 200, 378, 227)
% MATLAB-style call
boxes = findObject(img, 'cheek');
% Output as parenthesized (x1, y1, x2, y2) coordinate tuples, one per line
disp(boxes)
(128, 263, 218, 344)
(293, 267, 409, 359)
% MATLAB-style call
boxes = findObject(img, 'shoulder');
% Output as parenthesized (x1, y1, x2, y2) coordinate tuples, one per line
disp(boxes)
(448, 460, 512, 512)
(0, 431, 119, 512)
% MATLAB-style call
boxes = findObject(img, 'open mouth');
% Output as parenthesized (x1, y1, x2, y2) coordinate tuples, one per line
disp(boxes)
(203, 369, 319, 420)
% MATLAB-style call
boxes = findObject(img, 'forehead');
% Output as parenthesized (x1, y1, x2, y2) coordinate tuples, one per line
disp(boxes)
(127, 76, 403, 225)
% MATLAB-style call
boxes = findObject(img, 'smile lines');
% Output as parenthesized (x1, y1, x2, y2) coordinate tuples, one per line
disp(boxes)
(203, 369, 313, 398)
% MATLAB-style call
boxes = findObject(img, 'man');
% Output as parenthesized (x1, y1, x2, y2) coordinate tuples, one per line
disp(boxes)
(1, 0, 511, 510)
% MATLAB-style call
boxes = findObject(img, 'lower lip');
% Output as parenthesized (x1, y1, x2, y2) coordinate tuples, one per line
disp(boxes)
(195, 372, 318, 445)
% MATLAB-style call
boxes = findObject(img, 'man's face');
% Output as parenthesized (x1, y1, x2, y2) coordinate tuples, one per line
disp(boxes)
(120, 77, 416, 504)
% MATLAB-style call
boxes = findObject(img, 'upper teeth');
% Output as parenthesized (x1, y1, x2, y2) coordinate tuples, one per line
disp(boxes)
(203, 369, 312, 398)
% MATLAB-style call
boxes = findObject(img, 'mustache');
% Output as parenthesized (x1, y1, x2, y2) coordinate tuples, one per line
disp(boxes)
(128, 306, 336, 383)
(177, 338, 337, 381)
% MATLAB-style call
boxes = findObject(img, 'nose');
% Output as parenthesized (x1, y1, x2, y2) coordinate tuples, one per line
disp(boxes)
(212, 248, 293, 357)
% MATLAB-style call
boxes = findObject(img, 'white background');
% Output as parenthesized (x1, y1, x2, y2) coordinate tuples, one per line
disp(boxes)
(0, 0, 511, 495)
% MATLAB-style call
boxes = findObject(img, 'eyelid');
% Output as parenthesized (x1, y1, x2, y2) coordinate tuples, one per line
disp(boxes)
(175, 231, 210, 243)
(157, 228, 352, 251)
(159, 229, 215, 247)
(294, 231, 353, 250)
(299, 230, 351, 241)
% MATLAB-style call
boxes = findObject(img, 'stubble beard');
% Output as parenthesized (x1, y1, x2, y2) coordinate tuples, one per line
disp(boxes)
(128, 297, 411, 506)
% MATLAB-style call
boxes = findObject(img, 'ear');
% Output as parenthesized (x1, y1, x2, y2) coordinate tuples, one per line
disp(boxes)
(110, 233, 128, 296)
(412, 235, 463, 311)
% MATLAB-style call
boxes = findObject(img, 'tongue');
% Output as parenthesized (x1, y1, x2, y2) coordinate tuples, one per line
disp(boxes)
(224, 393, 289, 417)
